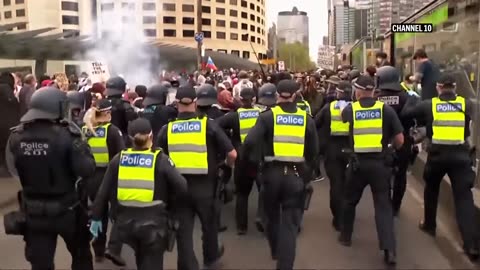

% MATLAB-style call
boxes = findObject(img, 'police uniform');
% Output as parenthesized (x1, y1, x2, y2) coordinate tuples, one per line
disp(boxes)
(295, 95, 312, 116)
(196, 84, 226, 119)
(375, 66, 416, 215)
(66, 90, 86, 127)
(6, 87, 96, 270)
(90, 118, 188, 270)
(81, 99, 126, 263)
(401, 74, 479, 260)
(257, 83, 277, 110)
(157, 85, 234, 270)
(217, 88, 263, 234)
(243, 80, 319, 270)
(315, 81, 352, 231)
(339, 76, 403, 264)
(141, 84, 178, 140)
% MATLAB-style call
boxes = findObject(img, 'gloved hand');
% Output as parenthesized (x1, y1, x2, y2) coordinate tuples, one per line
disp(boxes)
(407, 90, 420, 98)
(89, 220, 103, 239)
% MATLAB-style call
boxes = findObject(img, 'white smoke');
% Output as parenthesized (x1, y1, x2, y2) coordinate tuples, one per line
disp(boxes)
(81, 0, 161, 87)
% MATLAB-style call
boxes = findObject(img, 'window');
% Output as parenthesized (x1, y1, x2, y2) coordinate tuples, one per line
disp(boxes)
(143, 2, 156, 10)
(3, 0, 10, 6)
(218, 49, 227, 53)
(241, 0, 247, 7)
(261, 39, 265, 45)
(217, 0, 225, 2)
(230, 21, 238, 28)
(101, 3, 114, 11)
(144, 29, 156, 37)
(163, 3, 175, 11)
(216, 8, 225, 15)
(241, 12, 247, 19)
(230, 10, 237, 16)
(163, 29, 176, 37)
(15, 9, 24, 17)
(250, 14, 255, 21)
(241, 23, 247, 30)
(257, 37, 260, 44)
(15, 0, 23, 3)
(242, 51, 250, 59)
(216, 19, 225, 27)
(17, 24, 26, 30)
(183, 30, 195, 37)
(257, 16, 260, 23)
(203, 31, 211, 38)
(182, 4, 194, 12)
(250, 25, 254, 31)
(258, 53, 263, 59)
(122, 2, 135, 9)
(250, 3, 255, 10)
(143, 16, 156, 24)
(217, 32, 226, 39)
(230, 0, 237, 5)
(122, 16, 133, 23)
(202, 6, 211, 13)
(231, 50, 240, 56)
(183, 17, 195, 24)
(202, 18, 211, 25)
(163, 16, 176, 24)
(256, 6, 260, 12)
(257, 27, 261, 33)
(62, 15, 79, 25)
(230, 33, 238, 40)
(61, 1, 78, 11)
(250, 36, 255, 42)
(241, 33, 248, 41)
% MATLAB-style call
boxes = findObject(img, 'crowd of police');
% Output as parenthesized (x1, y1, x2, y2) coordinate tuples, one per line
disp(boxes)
(2, 60, 480, 270)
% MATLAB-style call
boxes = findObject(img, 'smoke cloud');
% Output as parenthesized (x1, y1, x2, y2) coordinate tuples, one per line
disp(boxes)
(81, 0, 161, 87)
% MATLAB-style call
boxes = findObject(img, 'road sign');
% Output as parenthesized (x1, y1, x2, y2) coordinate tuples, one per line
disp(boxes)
(278, 61, 285, 71)
(194, 32, 204, 42)
(260, 58, 276, 65)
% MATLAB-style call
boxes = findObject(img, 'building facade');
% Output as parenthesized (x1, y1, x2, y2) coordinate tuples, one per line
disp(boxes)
(276, 7, 309, 50)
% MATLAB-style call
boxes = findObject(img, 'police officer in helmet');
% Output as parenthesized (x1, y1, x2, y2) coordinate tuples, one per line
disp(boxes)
(141, 84, 177, 140)
(157, 85, 237, 269)
(256, 83, 277, 110)
(89, 118, 188, 270)
(5, 87, 96, 270)
(339, 75, 404, 265)
(196, 83, 225, 119)
(401, 74, 479, 260)
(66, 90, 86, 127)
(243, 79, 319, 269)
(376, 66, 416, 216)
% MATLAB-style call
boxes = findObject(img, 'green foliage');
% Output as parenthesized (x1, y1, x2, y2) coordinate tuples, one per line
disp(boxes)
(278, 42, 315, 71)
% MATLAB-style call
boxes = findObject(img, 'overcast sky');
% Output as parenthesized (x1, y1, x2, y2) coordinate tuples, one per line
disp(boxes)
(266, 0, 328, 61)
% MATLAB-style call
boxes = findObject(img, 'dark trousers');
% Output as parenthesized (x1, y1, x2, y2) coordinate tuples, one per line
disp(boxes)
(235, 163, 263, 231)
(391, 139, 412, 213)
(341, 158, 396, 252)
(176, 196, 220, 270)
(263, 165, 304, 270)
(24, 210, 93, 270)
(324, 145, 349, 227)
(423, 156, 477, 248)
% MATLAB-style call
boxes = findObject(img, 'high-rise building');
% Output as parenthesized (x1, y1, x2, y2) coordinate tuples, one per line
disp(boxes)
(323, 36, 328, 46)
(276, 7, 309, 50)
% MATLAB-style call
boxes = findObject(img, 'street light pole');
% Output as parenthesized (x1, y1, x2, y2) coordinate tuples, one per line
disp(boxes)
(196, 0, 203, 70)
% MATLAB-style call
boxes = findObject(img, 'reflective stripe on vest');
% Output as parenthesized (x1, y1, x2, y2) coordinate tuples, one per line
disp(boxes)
(330, 101, 350, 136)
(117, 149, 164, 207)
(352, 101, 384, 153)
(265, 106, 306, 163)
(297, 100, 312, 116)
(400, 82, 411, 91)
(238, 107, 261, 143)
(82, 123, 110, 167)
(431, 96, 465, 145)
(167, 117, 208, 174)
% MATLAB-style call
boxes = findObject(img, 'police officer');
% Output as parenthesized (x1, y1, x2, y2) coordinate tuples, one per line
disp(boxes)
(142, 84, 177, 140)
(196, 84, 225, 119)
(66, 90, 86, 127)
(217, 87, 262, 235)
(105, 76, 138, 145)
(89, 118, 188, 270)
(376, 66, 416, 216)
(157, 85, 237, 270)
(243, 79, 319, 270)
(295, 90, 312, 116)
(6, 87, 96, 270)
(339, 75, 404, 265)
(81, 99, 126, 264)
(315, 81, 352, 231)
(348, 70, 361, 82)
(256, 83, 277, 110)
(401, 74, 479, 260)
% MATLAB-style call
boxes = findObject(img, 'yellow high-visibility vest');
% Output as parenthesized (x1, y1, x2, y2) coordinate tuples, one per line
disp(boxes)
(265, 106, 306, 163)
(117, 149, 163, 207)
(167, 117, 208, 174)
(431, 96, 465, 145)
(400, 82, 411, 91)
(352, 101, 384, 153)
(330, 101, 350, 136)
(297, 100, 312, 116)
(82, 123, 110, 167)
(238, 107, 261, 143)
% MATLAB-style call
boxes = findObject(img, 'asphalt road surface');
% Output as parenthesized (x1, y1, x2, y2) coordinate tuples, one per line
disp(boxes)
(0, 176, 456, 269)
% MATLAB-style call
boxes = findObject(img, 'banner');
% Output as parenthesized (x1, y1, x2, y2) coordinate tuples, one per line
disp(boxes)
(317, 46, 335, 70)
(89, 61, 110, 83)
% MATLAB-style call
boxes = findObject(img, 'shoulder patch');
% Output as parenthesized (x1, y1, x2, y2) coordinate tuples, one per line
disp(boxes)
(118, 130, 123, 137)
(167, 157, 175, 167)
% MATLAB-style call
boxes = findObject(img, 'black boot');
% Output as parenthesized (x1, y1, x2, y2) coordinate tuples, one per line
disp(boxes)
(338, 233, 352, 247)
(384, 250, 397, 265)
(418, 221, 436, 237)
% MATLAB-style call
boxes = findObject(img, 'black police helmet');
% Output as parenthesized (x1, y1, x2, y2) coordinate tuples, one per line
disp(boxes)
(348, 70, 361, 81)
(196, 84, 217, 106)
(66, 90, 84, 110)
(376, 66, 401, 91)
(105, 76, 127, 96)
(258, 83, 277, 106)
(21, 87, 67, 123)
(143, 84, 169, 107)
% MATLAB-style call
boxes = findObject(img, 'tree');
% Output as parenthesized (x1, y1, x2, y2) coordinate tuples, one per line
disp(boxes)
(278, 42, 316, 71)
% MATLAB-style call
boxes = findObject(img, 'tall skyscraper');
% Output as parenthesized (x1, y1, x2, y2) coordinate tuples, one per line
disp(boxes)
(277, 7, 309, 50)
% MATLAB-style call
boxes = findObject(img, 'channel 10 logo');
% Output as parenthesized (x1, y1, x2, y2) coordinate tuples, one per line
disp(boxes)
(171, 121, 202, 133)
(120, 153, 154, 168)
(239, 110, 260, 119)
(355, 109, 381, 120)
(436, 103, 462, 113)
(276, 114, 304, 126)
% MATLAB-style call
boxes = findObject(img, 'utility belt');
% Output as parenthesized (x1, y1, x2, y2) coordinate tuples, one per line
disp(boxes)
(343, 148, 396, 171)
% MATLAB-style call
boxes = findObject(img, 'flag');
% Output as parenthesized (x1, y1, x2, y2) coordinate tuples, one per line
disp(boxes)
(206, 56, 217, 71)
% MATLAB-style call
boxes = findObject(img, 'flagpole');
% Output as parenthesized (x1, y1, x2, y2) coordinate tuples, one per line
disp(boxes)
(249, 41, 267, 81)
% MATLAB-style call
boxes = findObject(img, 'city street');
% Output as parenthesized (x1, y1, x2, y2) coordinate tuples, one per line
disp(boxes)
(0, 175, 460, 269)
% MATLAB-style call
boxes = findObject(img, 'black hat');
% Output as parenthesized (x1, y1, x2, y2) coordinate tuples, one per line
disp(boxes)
(175, 85, 197, 105)
(196, 84, 217, 106)
(143, 84, 169, 107)
(258, 83, 277, 106)
(336, 81, 352, 93)
(353, 75, 375, 91)
(240, 87, 255, 100)
(437, 73, 456, 87)
(95, 99, 112, 112)
(105, 76, 127, 96)
(128, 118, 152, 137)
(277, 80, 298, 98)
